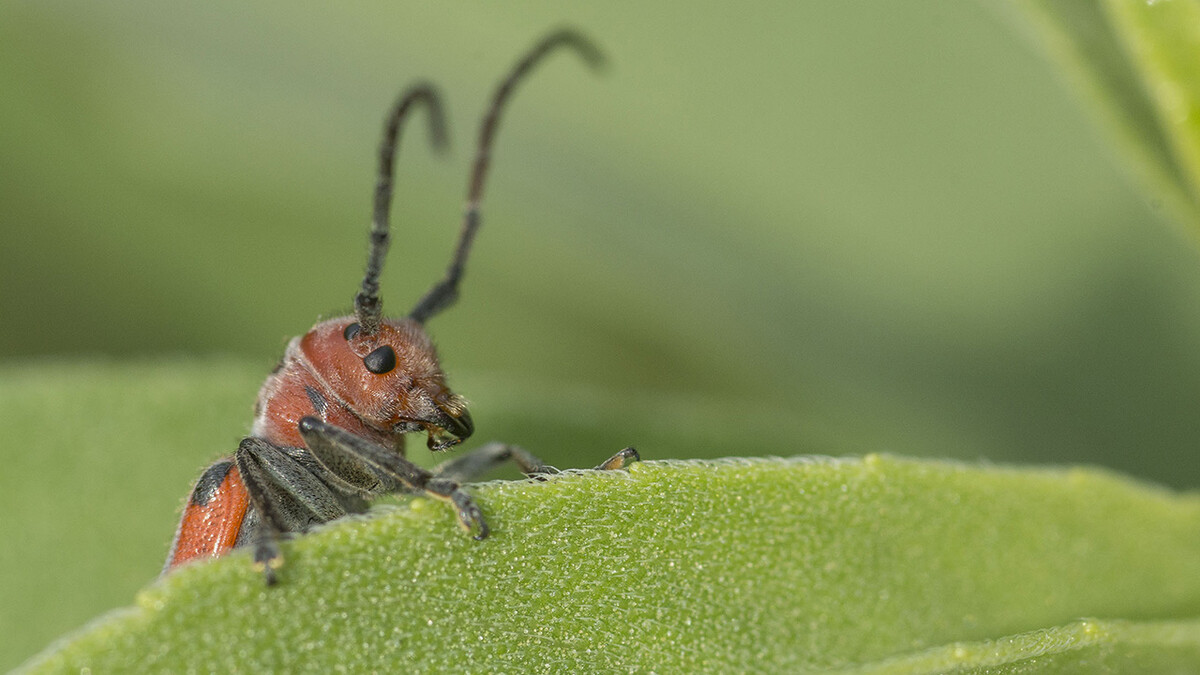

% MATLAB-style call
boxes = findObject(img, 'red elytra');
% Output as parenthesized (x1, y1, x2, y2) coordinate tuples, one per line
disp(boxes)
(166, 462, 249, 567)
(162, 31, 637, 585)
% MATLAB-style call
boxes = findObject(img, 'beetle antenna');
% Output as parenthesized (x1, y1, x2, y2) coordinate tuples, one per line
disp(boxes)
(408, 28, 604, 323)
(355, 83, 449, 335)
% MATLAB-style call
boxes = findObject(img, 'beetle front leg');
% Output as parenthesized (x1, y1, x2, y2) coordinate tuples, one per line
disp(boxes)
(297, 417, 489, 539)
(425, 476, 489, 539)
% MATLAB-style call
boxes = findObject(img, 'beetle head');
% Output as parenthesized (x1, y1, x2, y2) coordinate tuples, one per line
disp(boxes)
(300, 316, 472, 451)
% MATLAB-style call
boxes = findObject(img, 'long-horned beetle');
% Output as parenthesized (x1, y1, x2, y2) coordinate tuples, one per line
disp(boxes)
(164, 29, 638, 585)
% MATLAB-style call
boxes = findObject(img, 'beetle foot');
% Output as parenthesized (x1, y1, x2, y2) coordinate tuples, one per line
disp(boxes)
(595, 447, 639, 471)
(427, 478, 490, 540)
(253, 543, 283, 586)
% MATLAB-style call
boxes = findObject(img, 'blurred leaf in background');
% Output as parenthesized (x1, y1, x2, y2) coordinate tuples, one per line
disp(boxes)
(1019, 0, 1200, 234)
(5, 0, 1200, 670)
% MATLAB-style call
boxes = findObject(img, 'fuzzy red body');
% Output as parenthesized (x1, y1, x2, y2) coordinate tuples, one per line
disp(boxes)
(164, 317, 455, 572)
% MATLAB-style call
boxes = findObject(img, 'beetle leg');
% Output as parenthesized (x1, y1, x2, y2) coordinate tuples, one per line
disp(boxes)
(297, 416, 489, 539)
(430, 442, 555, 483)
(235, 437, 351, 584)
(233, 458, 285, 585)
(594, 447, 640, 471)
(430, 443, 640, 482)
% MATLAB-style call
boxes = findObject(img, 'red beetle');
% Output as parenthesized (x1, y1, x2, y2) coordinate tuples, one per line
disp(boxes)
(164, 30, 637, 585)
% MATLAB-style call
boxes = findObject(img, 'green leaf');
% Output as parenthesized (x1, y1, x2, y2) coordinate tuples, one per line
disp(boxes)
(1019, 0, 1200, 235)
(836, 618, 1200, 674)
(18, 455, 1200, 673)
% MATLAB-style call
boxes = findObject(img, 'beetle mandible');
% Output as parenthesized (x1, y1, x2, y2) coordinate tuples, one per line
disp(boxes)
(163, 29, 638, 585)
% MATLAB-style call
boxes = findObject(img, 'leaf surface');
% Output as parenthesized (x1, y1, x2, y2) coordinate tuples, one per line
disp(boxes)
(20, 455, 1200, 673)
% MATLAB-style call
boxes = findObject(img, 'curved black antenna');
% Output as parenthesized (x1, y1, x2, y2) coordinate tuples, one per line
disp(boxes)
(354, 83, 449, 335)
(408, 29, 605, 324)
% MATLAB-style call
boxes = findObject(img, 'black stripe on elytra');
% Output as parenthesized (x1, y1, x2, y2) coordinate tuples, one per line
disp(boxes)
(305, 385, 328, 416)
(190, 460, 235, 507)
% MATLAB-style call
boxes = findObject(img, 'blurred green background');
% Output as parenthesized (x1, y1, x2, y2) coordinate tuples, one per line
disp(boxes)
(5, 0, 1200, 670)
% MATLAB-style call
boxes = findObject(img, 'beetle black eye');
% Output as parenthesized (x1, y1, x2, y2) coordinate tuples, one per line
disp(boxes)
(343, 323, 361, 340)
(363, 345, 397, 374)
